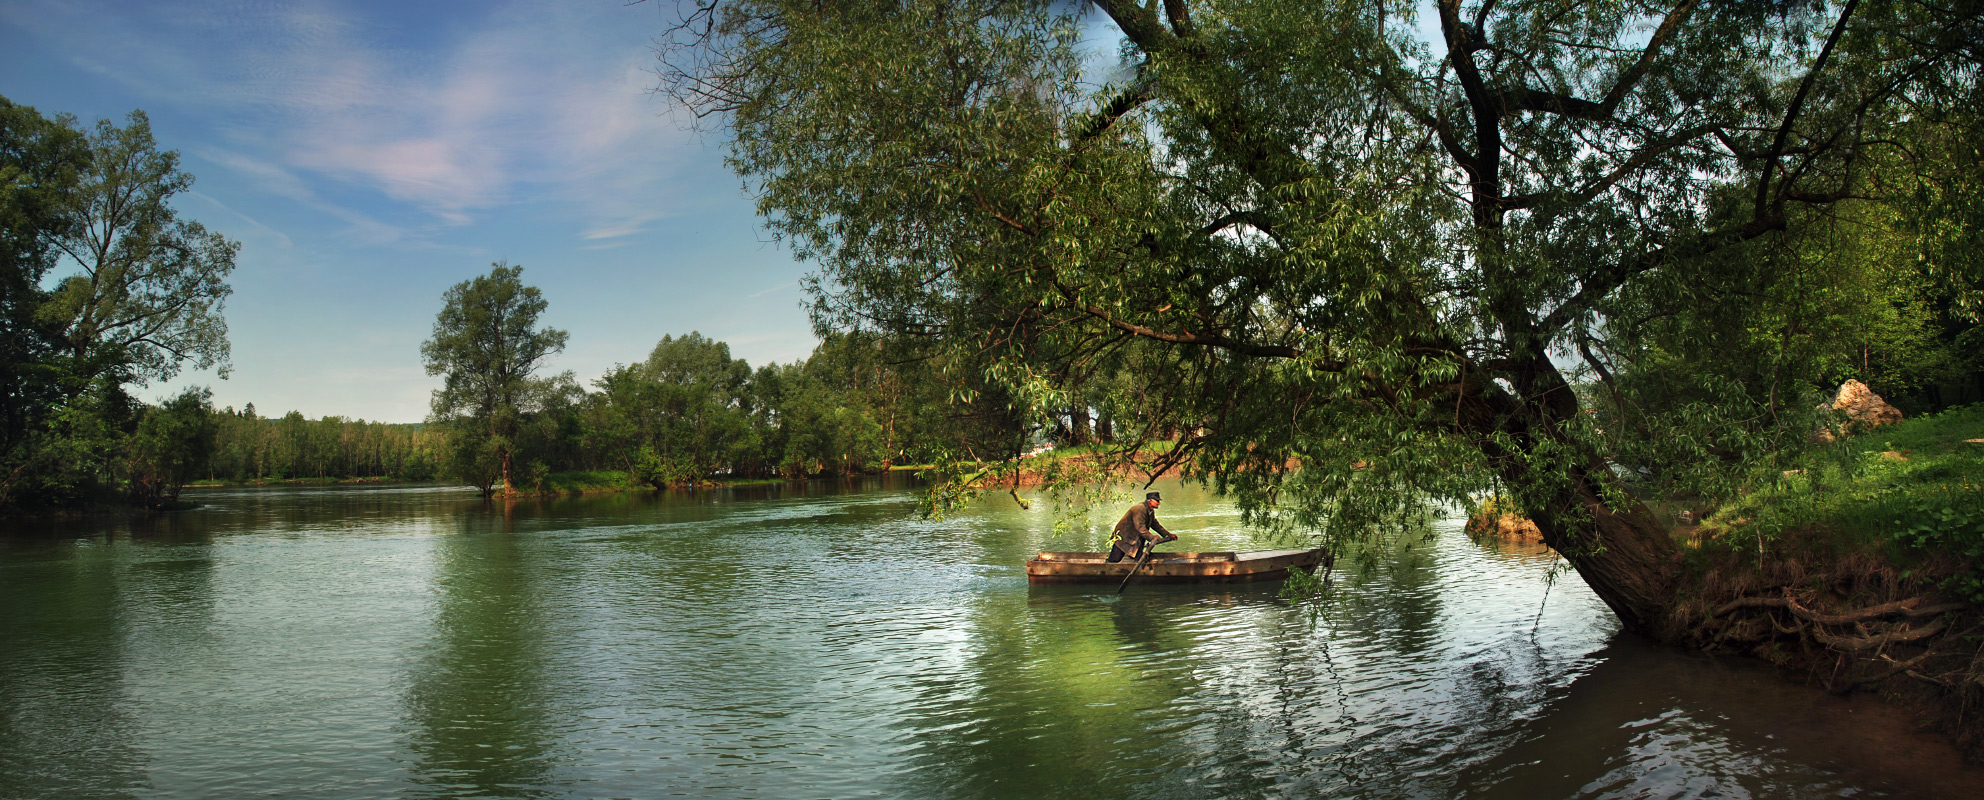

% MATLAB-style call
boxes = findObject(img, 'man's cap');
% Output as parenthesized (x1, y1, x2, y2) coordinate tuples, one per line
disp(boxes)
(1146, 492, 1161, 501)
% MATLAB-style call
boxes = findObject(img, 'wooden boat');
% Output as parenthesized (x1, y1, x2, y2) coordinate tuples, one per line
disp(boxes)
(1025, 547, 1329, 584)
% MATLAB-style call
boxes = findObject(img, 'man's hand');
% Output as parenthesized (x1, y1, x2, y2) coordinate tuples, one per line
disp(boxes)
(1162, 534, 1178, 543)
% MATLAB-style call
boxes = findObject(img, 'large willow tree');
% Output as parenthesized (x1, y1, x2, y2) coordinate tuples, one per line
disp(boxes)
(660, 0, 1981, 636)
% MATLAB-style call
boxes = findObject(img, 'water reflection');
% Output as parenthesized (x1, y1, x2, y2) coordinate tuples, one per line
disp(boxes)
(886, 586, 1218, 799)
(402, 513, 559, 797)
(0, 539, 151, 799)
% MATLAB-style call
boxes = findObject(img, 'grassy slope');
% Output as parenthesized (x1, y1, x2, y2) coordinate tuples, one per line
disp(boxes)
(1697, 403, 1984, 598)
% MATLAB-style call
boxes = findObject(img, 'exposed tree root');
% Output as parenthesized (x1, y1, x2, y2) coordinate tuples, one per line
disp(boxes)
(1711, 592, 1965, 624)
(1675, 547, 1984, 761)
(1812, 616, 1948, 652)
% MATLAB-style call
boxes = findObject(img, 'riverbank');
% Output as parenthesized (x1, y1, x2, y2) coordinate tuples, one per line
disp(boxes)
(1672, 403, 1984, 760)
(179, 471, 829, 497)
(184, 475, 414, 488)
(1409, 406, 1984, 762)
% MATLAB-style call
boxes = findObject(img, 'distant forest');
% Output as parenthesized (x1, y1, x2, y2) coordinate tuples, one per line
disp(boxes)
(195, 327, 1113, 494)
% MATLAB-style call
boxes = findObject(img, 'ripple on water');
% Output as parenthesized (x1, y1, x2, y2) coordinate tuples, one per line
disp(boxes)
(3, 481, 1980, 799)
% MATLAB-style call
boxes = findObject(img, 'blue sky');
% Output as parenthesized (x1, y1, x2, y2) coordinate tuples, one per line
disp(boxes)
(2, 0, 819, 423)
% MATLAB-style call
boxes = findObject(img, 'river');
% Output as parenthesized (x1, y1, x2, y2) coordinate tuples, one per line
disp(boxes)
(2, 479, 1978, 799)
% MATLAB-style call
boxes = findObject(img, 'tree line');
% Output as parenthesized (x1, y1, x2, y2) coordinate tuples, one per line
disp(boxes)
(203, 407, 445, 484)
(416, 263, 1098, 496)
(151, 311, 1071, 497)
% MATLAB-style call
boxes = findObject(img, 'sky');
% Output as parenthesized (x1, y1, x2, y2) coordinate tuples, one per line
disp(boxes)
(1, 0, 823, 423)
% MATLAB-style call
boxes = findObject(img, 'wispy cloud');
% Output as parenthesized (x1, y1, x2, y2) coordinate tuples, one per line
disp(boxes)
(582, 211, 669, 242)
(5, 0, 712, 237)
(747, 280, 797, 299)
(189, 147, 421, 244)
(184, 190, 295, 250)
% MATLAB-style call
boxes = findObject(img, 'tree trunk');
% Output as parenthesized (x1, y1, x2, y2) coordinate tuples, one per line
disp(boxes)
(499, 446, 514, 498)
(1478, 358, 1685, 638)
(1527, 462, 1683, 638)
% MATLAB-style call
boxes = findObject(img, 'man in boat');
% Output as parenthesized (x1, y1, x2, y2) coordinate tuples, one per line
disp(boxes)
(1106, 491, 1177, 563)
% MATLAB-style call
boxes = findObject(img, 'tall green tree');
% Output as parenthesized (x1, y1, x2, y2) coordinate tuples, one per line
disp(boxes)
(581, 362, 663, 480)
(580, 333, 755, 487)
(0, 97, 88, 503)
(40, 109, 236, 388)
(1, 99, 238, 508)
(421, 263, 569, 497)
(661, 0, 1983, 636)
(643, 332, 755, 484)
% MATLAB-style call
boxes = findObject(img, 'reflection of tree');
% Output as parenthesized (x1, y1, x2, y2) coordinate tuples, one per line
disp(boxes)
(881, 588, 1204, 799)
(886, 576, 1378, 800)
(403, 525, 557, 798)
(0, 539, 156, 799)
(1449, 635, 1950, 798)
(1324, 529, 1446, 656)
(182, 483, 486, 541)
(1460, 527, 1560, 565)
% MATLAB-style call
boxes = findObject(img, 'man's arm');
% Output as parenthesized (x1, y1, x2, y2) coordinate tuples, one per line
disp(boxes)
(1149, 510, 1175, 541)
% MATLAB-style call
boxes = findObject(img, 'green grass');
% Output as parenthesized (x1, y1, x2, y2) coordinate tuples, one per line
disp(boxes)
(711, 477, 795, 487)
(1701, 403, 1984, 598)
(537, 470, 638, 494)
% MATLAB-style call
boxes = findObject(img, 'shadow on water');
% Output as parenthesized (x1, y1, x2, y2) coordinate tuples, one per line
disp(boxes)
(1458, 634, 1984, 799)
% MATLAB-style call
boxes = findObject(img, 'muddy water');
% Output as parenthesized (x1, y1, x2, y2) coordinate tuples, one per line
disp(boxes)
(1, 479, 1977, 798)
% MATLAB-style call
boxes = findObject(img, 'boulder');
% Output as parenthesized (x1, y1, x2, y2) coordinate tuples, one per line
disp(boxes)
(1814, 380, 1904, 443)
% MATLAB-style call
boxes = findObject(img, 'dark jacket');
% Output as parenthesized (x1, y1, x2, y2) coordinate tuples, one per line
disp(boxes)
(1110, 501, 1172, 556)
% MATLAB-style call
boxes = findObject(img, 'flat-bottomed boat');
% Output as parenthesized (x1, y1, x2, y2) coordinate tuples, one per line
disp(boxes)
(1025, 547, 1328, 584)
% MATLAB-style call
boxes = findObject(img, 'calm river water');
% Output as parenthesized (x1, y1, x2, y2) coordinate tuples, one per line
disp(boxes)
(3, 479, 1979, 799)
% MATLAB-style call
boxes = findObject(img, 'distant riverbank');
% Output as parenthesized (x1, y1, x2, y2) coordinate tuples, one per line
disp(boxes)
(185, 476, 410, 489)
(181, 470, 813, 496)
